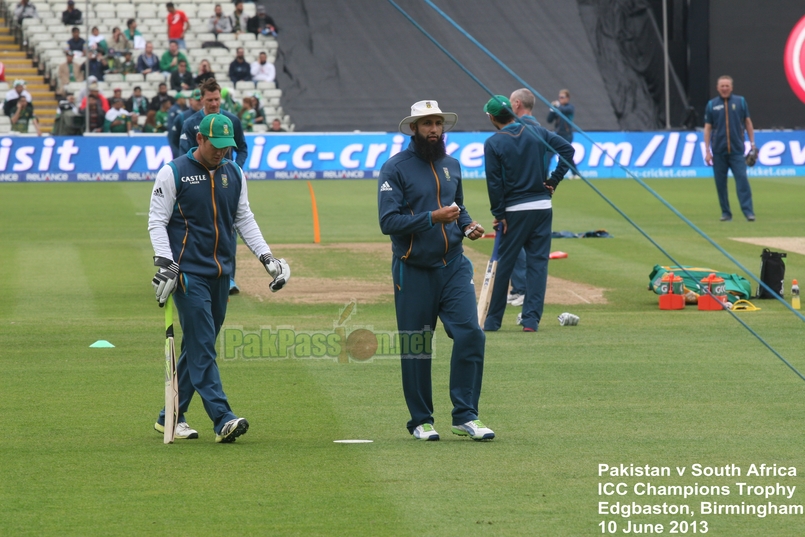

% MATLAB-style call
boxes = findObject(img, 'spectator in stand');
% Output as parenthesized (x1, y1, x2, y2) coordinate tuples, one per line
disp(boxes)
(66, 27, 85, 57)
(103, 98, 131, 133)
(238, 96, 255, 132)
(119, 51, 137, 75)
(160, 40, 188, 75)
(126, 86, 149, 116)
(125, 19, 146, 50)
(61, 0, 82, 26)
(108, 27, 131, 58)
(194, 59, 215, 87)
(229, 47, 251, 84)
(247, 5, 278, 37)
(269, 118, 285, 132)
(79, 82, 110, 112)
(137, 42, 160, 74)
(53, 93, 83, 135)
(149, 82, 175, 111)
(88, 26, 108, 55)
(82, 51, 106, 81)
(80, 83, 106, 131)
(170, 59, 194, 91)
(250, 51, 275, 84)
(251, 91, 265, 125)
(168, 92, 187, 125)
(5, 79, 33, 108)
(155, 99, 172, 131)
(4, 79, 34, 117)
(166, 2, 190, 50)
(13, 0, 37, 26)
(9, 95, 41, 135)
(229, 2, 248, 37)
(143, 110, 159, 133)
(208, 4, 232, 38)
(220, 86, 240, 115)
(56, 50, 84, 97)
(111, 87, 124, 103)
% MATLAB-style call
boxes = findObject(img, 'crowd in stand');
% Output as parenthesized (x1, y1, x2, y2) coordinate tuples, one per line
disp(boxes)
(4, 0, 287, 135)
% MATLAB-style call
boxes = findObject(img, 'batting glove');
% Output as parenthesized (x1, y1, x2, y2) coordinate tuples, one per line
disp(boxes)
(152, 257, 179, 307)
(260, 253, 291, 292)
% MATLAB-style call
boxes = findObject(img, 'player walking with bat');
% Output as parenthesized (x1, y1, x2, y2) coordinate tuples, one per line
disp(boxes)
(482, 95, 574, 333)
(149, 113, 290, 443)
(379, 100, 494, 442)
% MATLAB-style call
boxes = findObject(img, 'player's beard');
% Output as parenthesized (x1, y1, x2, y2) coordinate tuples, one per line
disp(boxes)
(413, 131, 446, 162)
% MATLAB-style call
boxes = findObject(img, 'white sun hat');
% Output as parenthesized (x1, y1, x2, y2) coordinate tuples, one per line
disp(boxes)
(399, 100, 458, 134)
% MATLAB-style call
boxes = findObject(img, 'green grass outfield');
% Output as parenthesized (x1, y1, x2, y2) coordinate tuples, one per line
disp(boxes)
(1, 177, 804, 536)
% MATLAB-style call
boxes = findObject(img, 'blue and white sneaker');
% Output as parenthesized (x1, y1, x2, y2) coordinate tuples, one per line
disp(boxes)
(215, 418, 249, 443)
(452, 420, 495, 441)
(412, 423, 440, 441)
(229, 278, 240, 295)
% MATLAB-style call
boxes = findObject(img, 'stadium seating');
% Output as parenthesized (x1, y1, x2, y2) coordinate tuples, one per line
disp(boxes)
(1, 0, 292, 134)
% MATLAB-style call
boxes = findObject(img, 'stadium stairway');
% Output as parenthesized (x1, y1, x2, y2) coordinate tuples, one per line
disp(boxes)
(0, 16, 57, 133)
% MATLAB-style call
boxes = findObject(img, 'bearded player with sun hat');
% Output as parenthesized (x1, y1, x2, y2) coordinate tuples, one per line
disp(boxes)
(148, 113, 290, 443)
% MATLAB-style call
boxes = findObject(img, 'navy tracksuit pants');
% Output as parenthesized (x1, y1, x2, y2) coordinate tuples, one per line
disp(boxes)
(712, 152, 754, 218)
(392, 255, 486, 433)
(158, 273, 237, 434)
(484, 209, 552, 332)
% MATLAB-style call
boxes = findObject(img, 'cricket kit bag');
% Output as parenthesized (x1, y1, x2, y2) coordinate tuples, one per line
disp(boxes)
(755, 249, 786, 299)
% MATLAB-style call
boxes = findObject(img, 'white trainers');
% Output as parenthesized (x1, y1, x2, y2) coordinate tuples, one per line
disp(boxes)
(412, 423, 440, 441)
(510, 295, 524, 307)
(154, 421, 199, 439)
(516, 313, 523, 326)
(507, 293, 523, 304)
(215, 417, 249, 443)
(452, 419, 495, 440)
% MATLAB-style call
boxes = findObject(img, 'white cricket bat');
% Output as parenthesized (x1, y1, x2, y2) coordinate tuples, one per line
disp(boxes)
(164, 299, 179, 444)
(477, 231, 502, 327)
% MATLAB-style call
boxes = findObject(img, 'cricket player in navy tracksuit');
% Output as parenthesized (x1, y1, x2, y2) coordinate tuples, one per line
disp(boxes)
(703, 75, 756, 222)
(483, 95, 574, 333)
(180, 79, 249, 295)
(378, 100, 494, 442)
(149, 113, 290, 443)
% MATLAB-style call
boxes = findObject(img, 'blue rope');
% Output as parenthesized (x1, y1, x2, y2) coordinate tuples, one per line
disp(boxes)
(385, 0, 805, 382)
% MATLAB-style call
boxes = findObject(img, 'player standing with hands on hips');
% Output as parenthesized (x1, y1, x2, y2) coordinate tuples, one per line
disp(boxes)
(148, 113, 290, 443)
(378, 100, 494, 442)
(483, 95, 574, 333)
(703, 75, 756, 222)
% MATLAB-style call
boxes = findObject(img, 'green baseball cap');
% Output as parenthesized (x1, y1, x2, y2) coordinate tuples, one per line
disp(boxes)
(191, 89, 201, 100)
(483, 95, 512, 116)
(199, 114, 237, 149)
(175, 91, 185, 99)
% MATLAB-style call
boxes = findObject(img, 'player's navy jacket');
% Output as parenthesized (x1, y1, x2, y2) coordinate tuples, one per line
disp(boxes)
(378, 139, 473, 269)
(483, 122, 575, 219)
(168, 107, 197, 158)
(179, 109, 248, 167)
(704, 94, 750, 155)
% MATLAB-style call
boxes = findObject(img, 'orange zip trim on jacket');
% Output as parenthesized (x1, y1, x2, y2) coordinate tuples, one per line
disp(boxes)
(429, 162, 448, 265)
(207, 167, 222, 277)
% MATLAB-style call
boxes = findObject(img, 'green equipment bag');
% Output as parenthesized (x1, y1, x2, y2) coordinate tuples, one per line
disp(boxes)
(648, 265, 752, 304)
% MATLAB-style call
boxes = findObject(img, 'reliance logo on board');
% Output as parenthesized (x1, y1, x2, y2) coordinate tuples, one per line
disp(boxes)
(77, 173, 120, 181)
(25, 173, 68, 181)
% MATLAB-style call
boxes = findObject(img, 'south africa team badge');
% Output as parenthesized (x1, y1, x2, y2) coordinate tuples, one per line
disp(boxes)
(443, 167, 450, 180)
(221, 174, 229, 187)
